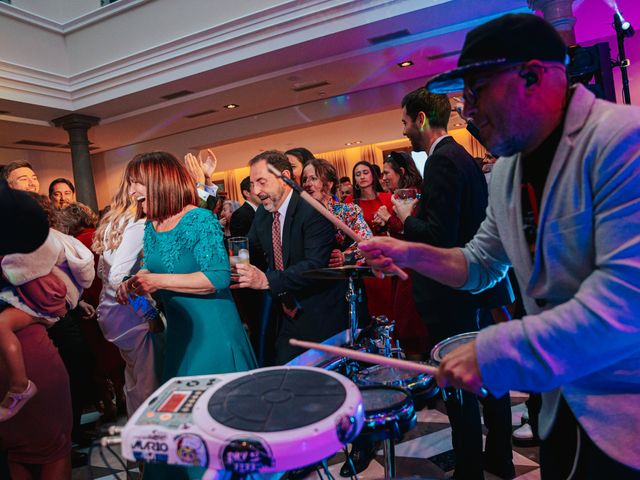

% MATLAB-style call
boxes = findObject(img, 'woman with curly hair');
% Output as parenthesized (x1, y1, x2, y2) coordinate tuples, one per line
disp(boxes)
(93, 162, 159, 417)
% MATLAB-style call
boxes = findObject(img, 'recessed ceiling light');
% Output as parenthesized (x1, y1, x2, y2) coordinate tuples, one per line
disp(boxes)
(397, 60, 414, 68)
(224, 104, 239, 109)
(345, 140, 363, 146)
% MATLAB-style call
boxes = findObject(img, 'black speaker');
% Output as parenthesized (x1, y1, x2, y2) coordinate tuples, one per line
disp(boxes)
(567, 43, 616, 102)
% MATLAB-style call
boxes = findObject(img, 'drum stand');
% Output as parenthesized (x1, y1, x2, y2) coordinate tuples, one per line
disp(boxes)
(345, 275, 359, 346)
(382, 438, 397, 479)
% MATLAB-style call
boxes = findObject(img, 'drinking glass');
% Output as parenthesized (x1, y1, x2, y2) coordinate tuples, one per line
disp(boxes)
(228, 236, 250, 267)
(395, 188, 418, 204)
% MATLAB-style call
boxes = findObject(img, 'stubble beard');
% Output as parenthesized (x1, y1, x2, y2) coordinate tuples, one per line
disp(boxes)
(261, 184, 285, 213)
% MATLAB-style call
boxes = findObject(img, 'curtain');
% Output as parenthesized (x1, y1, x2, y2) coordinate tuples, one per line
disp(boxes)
(224, 169, 241, 201)
(468, 135, 487, 158)
(359, 145, 382, 167)
(317, 145, 384, 181)
(318, 150, 349, 179)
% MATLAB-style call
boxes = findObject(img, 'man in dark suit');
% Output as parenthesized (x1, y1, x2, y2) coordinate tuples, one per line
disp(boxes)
(234, 151, 348, 364)
(230, 176, 260, 237)
(393, 88, 513, 479)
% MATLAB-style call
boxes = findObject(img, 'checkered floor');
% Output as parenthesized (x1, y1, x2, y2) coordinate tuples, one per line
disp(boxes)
(72, 392, 539, 480)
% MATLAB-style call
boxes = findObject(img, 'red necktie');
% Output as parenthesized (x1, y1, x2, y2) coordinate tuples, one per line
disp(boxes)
(272, 212, 284, 270)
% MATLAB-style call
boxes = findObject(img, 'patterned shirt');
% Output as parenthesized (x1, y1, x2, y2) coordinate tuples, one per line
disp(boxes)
(326, 198, 372, 264)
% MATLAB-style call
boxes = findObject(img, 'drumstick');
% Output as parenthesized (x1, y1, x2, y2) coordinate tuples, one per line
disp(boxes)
(289, 338, 438, 376)
(267, 164, 408, 280)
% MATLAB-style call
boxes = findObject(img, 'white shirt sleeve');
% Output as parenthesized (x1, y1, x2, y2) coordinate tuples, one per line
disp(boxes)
(197, 183, 218, 201)
(107, 219, 145, 287)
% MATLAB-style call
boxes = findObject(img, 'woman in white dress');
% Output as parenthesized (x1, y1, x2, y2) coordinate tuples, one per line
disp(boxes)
(93, 162, 160, 415)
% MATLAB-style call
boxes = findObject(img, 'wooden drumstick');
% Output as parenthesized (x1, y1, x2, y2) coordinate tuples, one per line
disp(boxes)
(267, 164, 408, 280)
(289, 338, 438, 376)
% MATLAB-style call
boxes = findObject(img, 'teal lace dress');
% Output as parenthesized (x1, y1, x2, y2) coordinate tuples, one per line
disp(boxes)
(143, 208, 257, 479)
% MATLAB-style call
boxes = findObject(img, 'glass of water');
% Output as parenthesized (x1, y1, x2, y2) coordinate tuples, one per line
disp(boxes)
(228, 236, 250, 268)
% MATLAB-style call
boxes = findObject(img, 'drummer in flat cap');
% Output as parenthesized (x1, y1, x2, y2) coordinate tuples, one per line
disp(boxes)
(361, 13, 640, 478)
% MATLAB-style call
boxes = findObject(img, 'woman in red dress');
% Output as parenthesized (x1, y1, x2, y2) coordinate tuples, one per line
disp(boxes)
(349, 161, 400, 318)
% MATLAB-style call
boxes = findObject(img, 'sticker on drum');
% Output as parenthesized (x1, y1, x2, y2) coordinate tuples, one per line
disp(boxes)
(430, 331, 478, 365)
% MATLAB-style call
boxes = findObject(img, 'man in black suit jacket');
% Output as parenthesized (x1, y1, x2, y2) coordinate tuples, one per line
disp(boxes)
(234, 151, 348, 364)
(230, 176, 260, 238)
(394, 89, 513, 479)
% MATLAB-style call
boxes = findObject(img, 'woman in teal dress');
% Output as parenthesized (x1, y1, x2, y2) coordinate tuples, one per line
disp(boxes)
(119, 151, 256, 479)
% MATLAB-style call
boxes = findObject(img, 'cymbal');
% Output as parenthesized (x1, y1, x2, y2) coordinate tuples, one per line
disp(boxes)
(302, 265, 379, 279)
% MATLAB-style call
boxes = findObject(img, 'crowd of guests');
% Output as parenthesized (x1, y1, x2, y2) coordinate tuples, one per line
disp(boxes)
(4, 13, 636, 480)
(0, 108, 515, 479)
(0, 85, 516, 479)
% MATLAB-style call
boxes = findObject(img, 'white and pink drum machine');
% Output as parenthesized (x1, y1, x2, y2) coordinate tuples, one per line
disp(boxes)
(120, 366, 364, 477)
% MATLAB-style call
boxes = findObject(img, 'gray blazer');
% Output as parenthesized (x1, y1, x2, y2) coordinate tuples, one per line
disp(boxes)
(462, 84, 640, 469)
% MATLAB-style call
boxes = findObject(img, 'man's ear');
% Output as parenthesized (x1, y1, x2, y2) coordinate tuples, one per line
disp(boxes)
(281, 168, 292, 179)
(418, 112, 429, 132)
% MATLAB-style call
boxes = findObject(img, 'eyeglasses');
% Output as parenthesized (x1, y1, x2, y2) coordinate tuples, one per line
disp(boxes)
(462, 62, 566, 108)
(462, 63, 524, 108)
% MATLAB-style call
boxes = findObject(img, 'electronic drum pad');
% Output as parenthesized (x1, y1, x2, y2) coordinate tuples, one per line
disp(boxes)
(120, 366, 364, 477)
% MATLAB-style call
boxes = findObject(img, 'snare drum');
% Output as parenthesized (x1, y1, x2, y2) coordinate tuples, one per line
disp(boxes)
(358, 386, 416, 442)
(355, 364, 439, 410)
(430, 331, 478, 365)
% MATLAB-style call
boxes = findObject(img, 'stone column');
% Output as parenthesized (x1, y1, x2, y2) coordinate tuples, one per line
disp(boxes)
(528, 0, 576, 45)
(52, 114, 100, 212)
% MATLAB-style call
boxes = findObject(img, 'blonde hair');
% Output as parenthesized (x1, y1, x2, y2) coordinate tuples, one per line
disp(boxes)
(92, 161, 141, 254)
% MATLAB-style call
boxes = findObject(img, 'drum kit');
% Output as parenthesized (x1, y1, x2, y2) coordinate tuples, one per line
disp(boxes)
(110, 265, 477, 479)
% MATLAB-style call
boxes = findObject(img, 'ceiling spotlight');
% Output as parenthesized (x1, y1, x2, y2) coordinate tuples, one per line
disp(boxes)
(397, 60, 414, 68)
(224, 104, 239, 109)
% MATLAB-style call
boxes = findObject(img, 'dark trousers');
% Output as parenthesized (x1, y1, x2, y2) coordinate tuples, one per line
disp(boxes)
(47, 307, 96, 443)
(540, 397, 640, 479)
(525, 392, 542, 438)
(426, 301, 513, 479)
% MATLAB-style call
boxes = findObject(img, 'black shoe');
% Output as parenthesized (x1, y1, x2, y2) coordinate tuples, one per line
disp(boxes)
(511, 422, 540, 447)
(71, 449, 88, 468)
(483, 455, 516, 480)
(340, 442, 376, 477)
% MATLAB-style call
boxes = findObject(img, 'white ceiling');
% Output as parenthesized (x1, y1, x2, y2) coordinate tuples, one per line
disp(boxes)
(0, 0, 537, 166)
